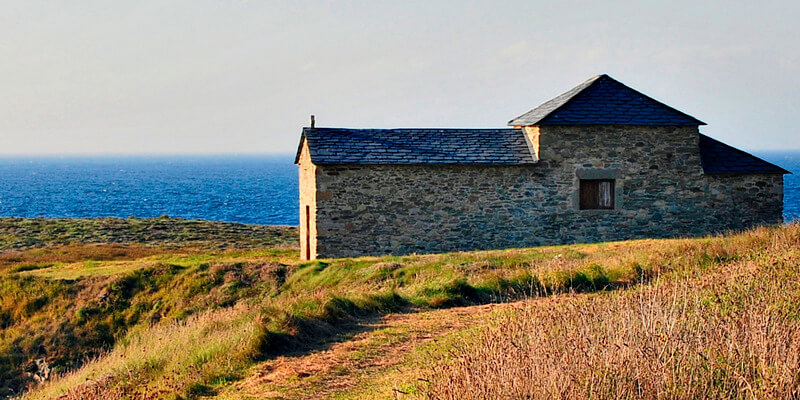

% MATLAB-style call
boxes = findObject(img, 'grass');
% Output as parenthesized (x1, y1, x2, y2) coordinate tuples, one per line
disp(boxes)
(35, 306, 263, 400)
(17, 249, 298, 280)
(3, 218, 799, 399)
(419, 226, 800, 400)
(0, 216, 297, 252)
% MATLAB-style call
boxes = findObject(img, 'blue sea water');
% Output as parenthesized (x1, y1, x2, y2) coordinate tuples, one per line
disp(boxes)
(755, 151, 800, 222)
(0, 155, 299, 225)
(0, 152, 797, 226)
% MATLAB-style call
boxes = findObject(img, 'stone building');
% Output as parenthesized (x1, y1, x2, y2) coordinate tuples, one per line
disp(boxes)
(295, 74, 789, 260)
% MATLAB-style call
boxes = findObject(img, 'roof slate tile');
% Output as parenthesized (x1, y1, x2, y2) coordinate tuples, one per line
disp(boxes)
(508, 74, 706, 126)
(699, 134, 789, 175)
(296, 128, 536, 165)
(295, 75, 788, 174)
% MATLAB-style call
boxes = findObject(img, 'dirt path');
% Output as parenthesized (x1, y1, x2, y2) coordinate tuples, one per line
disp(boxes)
(214, 301, 523, 400)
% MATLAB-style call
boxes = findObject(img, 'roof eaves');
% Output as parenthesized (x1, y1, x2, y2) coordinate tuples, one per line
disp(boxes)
(294, 127, 316, 165)
(311, 160, 538, 166)
(293, 131, 306, 165)
(699, 134, 791, 175)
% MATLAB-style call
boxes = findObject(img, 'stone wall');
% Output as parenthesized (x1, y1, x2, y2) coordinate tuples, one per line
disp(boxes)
(706, 174, 784, 230)
(306, 125, 784, 258)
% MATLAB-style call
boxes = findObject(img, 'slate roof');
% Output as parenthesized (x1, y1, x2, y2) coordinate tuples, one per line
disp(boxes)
(698, 134, 790, 175)
(508, 74, 706, 126)
(295, 127, 536, 165)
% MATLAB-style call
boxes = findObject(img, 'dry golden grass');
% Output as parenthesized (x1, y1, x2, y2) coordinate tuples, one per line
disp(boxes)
(422, 225, 800, 400)
(25, 305, 262, 400)
(0, 244, 177, 273)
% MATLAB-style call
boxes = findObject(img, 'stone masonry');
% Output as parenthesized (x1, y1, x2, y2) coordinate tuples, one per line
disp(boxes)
(303, 125, 784, 258)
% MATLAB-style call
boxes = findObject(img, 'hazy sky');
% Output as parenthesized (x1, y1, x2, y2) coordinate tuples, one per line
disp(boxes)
(1, 1, 798, 154)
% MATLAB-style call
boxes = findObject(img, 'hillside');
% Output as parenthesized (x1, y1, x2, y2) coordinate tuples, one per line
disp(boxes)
(1, 218, 798, 399)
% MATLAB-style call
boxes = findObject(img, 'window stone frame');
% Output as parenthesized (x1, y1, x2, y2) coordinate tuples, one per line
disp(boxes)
(573, 168, 623, 211)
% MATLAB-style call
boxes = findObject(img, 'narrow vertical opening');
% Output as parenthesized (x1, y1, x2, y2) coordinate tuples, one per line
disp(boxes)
(305, 205, 311, 260)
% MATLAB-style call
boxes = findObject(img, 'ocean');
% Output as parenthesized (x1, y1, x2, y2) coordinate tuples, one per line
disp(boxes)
(0, 153, 798, 225)
(754, 151, 800, 222)
(0, 155, 298, 225)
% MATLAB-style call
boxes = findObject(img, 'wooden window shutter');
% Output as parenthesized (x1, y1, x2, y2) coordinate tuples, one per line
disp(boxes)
(580, 179, 615, 210)
(580, 180, 598, 210)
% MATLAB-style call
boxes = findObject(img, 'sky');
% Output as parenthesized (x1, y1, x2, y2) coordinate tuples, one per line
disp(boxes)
(0, 0, 798, 155)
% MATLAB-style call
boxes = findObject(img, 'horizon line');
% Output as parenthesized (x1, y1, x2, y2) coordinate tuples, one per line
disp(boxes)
(0, 152, 297, 158)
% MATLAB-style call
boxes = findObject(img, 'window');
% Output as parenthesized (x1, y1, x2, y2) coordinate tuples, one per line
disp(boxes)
(580, 179, 615, 210)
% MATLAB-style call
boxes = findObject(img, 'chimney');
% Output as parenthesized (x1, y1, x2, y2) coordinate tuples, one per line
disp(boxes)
(310, 115, 315, 128)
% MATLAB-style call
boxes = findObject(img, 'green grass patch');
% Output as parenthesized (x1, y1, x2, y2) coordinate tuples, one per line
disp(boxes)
(10, 220, 800, 399)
